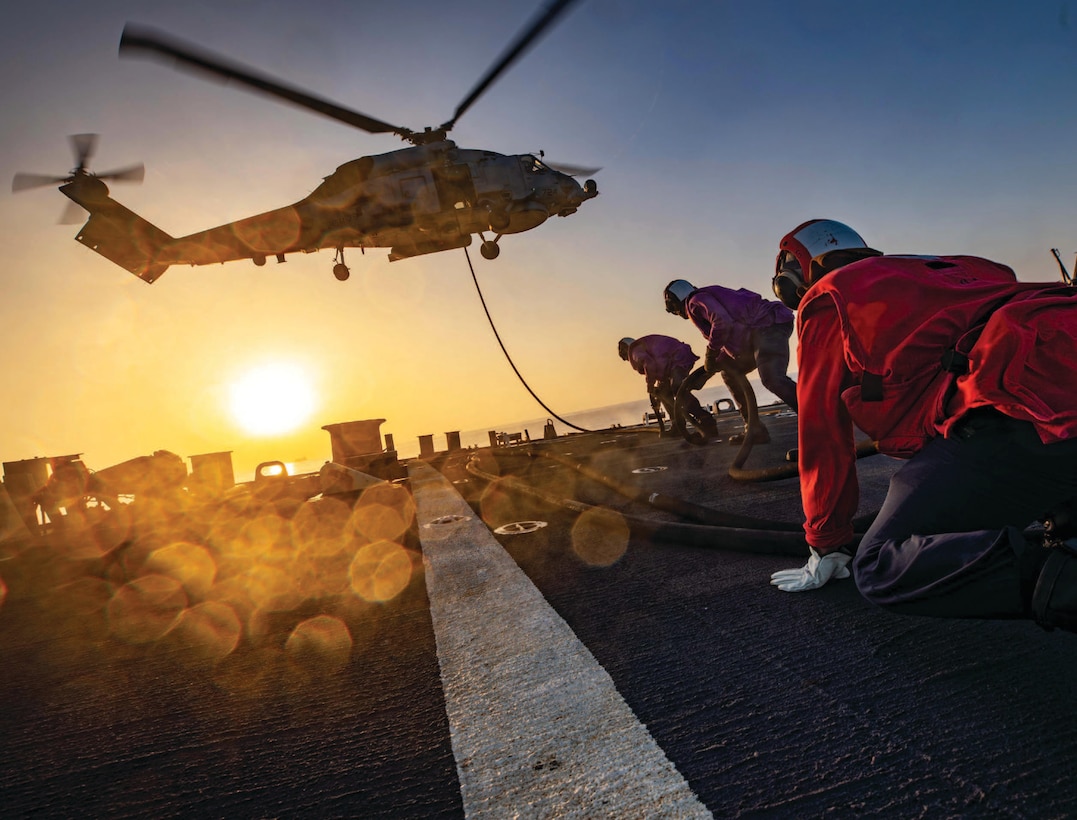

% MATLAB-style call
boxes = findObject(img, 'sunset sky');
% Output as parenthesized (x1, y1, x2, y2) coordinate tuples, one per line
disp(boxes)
(4, 1, 1077, 477)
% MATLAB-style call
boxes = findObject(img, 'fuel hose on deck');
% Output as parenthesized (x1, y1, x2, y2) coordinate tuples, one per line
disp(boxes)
(534, 449, 802, 532)
(465, 454, 814, 556)
(497, 440, 880, 535)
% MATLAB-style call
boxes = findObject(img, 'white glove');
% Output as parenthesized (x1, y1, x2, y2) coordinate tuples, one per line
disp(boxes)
(770, 547, 852, 592)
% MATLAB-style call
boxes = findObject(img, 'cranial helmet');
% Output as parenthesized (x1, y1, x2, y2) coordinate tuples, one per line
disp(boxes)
(618, 337, 635, 361)
(663, 279, 696, 317)
(773, 219, 880, 309)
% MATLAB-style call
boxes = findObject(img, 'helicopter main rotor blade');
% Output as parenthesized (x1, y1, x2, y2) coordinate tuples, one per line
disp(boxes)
(12, 172, 70, 193)
(443, 0, 582, 132)
(544, 161, 601, 177)
(119, 24, 412, 140)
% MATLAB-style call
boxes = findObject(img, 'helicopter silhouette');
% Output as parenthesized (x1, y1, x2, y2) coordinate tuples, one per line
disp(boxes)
(12, 0, 598, 284)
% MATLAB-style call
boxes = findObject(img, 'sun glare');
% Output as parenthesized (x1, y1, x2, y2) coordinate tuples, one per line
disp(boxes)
(229, 363, 315, 436)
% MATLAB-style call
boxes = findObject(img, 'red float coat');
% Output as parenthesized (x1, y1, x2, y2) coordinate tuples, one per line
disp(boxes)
(796, 254, 1077, 551)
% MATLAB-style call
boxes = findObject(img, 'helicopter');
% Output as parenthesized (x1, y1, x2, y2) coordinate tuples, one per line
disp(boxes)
(12, 0, 598, 284)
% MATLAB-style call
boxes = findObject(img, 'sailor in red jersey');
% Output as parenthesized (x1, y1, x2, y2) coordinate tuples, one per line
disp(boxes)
(769, 219, 1077, 632)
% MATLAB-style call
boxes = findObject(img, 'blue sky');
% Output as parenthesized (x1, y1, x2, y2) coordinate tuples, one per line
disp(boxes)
(3, 1, 1076, 472)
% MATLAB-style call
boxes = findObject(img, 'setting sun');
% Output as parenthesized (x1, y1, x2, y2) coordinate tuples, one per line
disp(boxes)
(229, 363, 316, 436)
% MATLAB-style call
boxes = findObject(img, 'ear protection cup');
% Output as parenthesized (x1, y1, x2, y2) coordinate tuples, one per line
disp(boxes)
(772, 269, 807, 310)
(663, 279, 696, 317)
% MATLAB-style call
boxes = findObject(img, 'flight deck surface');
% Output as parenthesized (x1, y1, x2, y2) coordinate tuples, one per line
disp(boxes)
(2, 409, 1075, 817)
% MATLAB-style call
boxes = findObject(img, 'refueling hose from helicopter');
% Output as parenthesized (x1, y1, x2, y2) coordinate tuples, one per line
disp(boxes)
(464, 244, 878, 488)
(464, 246, 601, 434)
(464, 245, 878, 485)
(462, 244, 880, 490)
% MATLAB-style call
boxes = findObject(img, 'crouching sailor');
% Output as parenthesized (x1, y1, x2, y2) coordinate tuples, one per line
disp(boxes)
(662, 277, 798, 445)
(618, 334, 702, 436)
(768, 218, 1077, 634)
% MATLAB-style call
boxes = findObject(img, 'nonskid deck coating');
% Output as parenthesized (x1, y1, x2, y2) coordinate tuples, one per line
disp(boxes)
(1, 409, 1075, 817)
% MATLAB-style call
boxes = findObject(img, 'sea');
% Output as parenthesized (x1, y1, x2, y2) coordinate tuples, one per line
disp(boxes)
(250, 379, 782, 481)
(363, 378, 777, 462)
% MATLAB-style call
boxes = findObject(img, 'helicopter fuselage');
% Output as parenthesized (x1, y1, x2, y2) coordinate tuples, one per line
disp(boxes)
(29, 5, 599, 283)
(61, 140, 597, 283)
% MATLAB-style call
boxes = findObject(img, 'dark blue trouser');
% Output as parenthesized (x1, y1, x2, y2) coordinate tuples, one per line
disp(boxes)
(854, 410, 1077, 619)
(655, 366, 712, 433)
(721, 322, 798, 413)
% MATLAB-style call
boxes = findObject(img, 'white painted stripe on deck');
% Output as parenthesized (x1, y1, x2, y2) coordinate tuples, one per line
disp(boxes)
(409, 462, 711, 819)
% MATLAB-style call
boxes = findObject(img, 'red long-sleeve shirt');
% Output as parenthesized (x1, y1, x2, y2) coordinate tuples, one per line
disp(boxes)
(796, 255, 1077, 551)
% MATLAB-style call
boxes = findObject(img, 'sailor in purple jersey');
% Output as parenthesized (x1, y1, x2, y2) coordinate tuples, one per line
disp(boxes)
(663, 279, 798, 443)
(618, 335, 703, 435)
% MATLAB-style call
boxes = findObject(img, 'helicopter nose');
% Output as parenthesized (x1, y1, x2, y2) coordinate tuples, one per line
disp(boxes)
(563, 176, 598, 206)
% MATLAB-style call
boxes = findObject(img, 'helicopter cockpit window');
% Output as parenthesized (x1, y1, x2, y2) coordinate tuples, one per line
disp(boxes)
(521, 154, 549, 174)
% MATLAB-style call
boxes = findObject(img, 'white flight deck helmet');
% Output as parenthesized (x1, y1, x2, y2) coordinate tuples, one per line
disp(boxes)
(663, 279, 696, 318)
(773, 219, 881, 310)
(618, 337, 635, 361)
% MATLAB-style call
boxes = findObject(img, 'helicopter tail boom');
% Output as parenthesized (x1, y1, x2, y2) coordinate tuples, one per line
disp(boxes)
(64, 182, 172, 283)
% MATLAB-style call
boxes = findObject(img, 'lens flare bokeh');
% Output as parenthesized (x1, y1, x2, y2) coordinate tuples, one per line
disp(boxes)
(285, 614, 353, 671)
(570, 507, 630, 567)
(108, 573, 188, 644)
(349, 540, 413, 602)
(146, 541, 217, 600)
(161, 600, 243, 664)
(3, 464, 423, 693)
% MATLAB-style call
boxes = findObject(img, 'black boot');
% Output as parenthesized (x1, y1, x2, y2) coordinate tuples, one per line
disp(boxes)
(1032, 546, 1077, 632)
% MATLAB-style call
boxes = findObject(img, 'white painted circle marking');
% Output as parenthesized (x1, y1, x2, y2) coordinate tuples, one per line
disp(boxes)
(494, 520, 548, 535)
(423, 514, 472, 528)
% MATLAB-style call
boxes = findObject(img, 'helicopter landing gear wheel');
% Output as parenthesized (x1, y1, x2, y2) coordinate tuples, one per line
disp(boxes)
(332, 248, 350, 281)
(480, 240, 500, 260)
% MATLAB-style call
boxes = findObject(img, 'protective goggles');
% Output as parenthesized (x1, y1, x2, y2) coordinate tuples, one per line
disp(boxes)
(774, 250, 803, 280)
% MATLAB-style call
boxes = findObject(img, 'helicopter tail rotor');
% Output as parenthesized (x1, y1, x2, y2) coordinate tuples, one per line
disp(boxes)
(70, 132, 97, 173)
(11, 172, 71, 193)
(68, 133, 146, 186)
(13, 134, 145, 192)
(12, 134, 145, 221)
